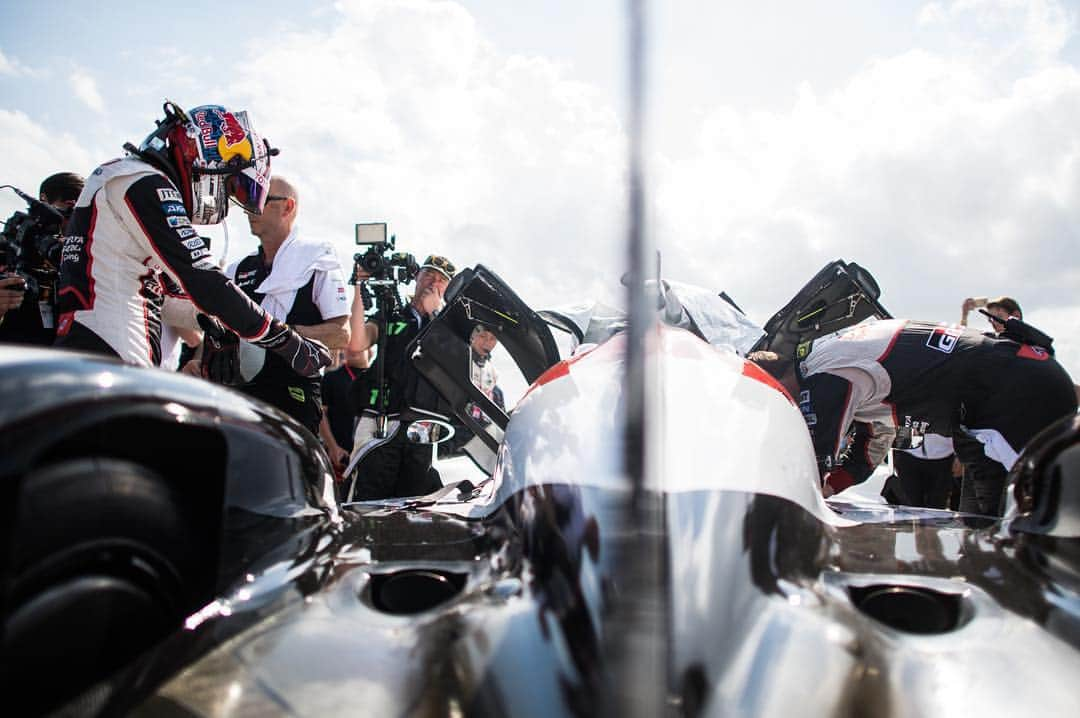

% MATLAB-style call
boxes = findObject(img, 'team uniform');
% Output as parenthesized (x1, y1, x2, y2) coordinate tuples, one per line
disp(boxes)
(55, 157, 274, 365)
(227, 233, 348, 434)
(795, 319, 1076, 513)
(322, 363, 357, 454)
(347, 304, 447, 500)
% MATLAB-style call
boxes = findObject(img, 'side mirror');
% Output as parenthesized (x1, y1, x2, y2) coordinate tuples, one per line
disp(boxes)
(405, 419, 456, 445)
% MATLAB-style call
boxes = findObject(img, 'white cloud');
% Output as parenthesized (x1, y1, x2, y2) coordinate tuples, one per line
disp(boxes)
(221, 0, 628, 307)
(70, 67, 105, 114)
(0, 110, 96, 218)
(918, 3, 948, 26)
(0, 48, 37, 76)
(651, 1, 1080, 372)
(4, 0, 1078, 389)
(198, 0, 1080, 381)
(922, 0, 1075, 66)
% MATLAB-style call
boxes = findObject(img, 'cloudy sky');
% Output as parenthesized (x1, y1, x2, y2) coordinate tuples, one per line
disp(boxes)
(2, 0, 1079, 377)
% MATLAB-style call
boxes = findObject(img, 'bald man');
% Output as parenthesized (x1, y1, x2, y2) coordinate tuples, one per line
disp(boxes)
(218, 176, 350, 433)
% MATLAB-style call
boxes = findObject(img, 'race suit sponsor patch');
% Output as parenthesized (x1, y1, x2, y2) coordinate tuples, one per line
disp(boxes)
(182, 237, 206, 249)
(176, 227, 198, 239)
(156, 188, 182, 203)
(798, 389, 817, 426)
(60, 235, 85, 265)
(167, 216, 192, 228)
(926, 325, 963, 354)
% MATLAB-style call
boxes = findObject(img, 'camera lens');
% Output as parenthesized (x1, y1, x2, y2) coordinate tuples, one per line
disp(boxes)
(361, 251, 383, 274)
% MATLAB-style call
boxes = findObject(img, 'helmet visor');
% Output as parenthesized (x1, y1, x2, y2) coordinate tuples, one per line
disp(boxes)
(226, 127, 273, 215)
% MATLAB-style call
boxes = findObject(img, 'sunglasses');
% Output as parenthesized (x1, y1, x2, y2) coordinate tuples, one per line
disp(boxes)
(265, 195, 291, 203)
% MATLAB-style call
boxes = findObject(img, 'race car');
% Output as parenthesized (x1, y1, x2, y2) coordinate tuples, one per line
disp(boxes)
(1, 260, 1077, 716)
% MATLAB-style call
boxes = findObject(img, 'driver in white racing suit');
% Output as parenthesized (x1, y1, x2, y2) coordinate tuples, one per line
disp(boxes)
(55, 102, 329, 378)
(751, 319, 1077, 514)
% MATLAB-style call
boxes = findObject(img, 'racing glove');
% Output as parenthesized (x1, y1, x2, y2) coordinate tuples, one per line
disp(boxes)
(253, 319, 332, 378)
(197, 313, 241, 385)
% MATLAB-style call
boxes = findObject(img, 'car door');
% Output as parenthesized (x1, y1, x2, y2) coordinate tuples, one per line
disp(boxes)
(412, 265, 562, 472)
(750, 259, 891, 360)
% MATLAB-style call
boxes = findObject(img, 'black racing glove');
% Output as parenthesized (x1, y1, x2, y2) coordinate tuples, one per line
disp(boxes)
(253, 319, 332, 378)
(197, 314, 242, 385)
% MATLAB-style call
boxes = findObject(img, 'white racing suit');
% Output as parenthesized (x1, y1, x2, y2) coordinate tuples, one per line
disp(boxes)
(796, 318, 1076, 514)
(55, 157, 326, 376)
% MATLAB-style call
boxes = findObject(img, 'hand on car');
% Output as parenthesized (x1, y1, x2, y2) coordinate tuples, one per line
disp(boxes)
(328, 444, 349, 474)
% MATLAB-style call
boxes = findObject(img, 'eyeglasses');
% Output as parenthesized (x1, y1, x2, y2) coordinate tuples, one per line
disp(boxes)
(265, 195, 290, 203)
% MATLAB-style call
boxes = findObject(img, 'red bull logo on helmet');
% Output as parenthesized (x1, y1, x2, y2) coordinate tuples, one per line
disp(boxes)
(219, 112, 247, 146)
(217, 111, 253, 163)
(189, 105, 253, 163)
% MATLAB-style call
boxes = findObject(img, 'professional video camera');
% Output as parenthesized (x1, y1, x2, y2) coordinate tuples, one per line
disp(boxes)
(351, 222, 419, 287)
(349, 223, 423, 439)
(0, 185, 67, 301)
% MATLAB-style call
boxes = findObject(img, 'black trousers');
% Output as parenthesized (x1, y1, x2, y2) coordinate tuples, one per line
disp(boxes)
(351, 430, 441, 501)
(953, 431, 1009, 517)
(888, 451, 954, 509)
(954, 344, 1078, 517)
(240, 380, 322, 437)
(53, 320, 119, 358)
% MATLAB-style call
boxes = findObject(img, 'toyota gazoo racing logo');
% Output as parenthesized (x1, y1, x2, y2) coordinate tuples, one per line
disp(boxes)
(926, 325, 963, 354)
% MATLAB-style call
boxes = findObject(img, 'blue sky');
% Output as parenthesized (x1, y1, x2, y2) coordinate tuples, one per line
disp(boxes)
(3, 0, 1080, 376)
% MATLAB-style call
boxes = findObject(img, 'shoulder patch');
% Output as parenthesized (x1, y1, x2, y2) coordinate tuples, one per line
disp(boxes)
(926, 325, 963, 354)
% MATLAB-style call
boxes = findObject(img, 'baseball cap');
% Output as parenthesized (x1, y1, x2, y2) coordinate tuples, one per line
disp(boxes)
(421, 255, 456, 280)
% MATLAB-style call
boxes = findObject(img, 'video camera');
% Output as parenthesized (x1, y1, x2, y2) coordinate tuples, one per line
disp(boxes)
(0, 185, 67, 301)
(351, 222, 419, 287)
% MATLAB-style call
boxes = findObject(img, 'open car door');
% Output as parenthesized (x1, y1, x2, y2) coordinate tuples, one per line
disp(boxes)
(750, 259, 890, 359)
(413, 265, 562, 472)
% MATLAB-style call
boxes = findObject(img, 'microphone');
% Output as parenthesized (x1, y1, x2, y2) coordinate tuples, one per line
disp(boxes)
(3, 186, 66, 223)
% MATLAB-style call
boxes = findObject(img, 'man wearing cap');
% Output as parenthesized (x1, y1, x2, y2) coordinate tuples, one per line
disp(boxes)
(344, 254, 456, 500)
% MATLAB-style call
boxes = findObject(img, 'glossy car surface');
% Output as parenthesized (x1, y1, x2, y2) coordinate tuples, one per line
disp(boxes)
(1, 262, 1078, 717)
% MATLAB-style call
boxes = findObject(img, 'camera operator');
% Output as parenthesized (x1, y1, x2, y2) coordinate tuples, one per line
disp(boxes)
(0, 172, 84, 345)
(346, 253, 456, 500)
(53, 102, 330, 380)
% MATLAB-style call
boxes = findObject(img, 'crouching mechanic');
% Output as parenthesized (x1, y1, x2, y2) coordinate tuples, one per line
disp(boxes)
(54, 102, 330, 379)
(750, 319, 1076, 515)
(344, 255, 456, 500)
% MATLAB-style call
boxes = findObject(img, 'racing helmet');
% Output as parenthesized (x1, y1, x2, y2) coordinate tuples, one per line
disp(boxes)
(127, 101, 276, 225)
